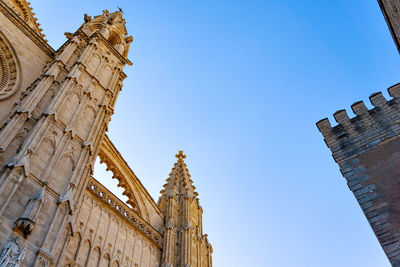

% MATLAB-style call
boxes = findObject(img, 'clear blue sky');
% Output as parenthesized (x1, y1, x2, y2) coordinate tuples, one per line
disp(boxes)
(33, 1, 399, 266)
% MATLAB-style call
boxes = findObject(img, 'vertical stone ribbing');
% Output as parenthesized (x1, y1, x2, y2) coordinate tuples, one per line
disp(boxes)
(0, 10, 132, 267)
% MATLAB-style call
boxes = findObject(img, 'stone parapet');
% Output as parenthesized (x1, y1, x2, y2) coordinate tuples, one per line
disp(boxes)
(317, 83, 400, 165)
(317, 83, 400, 265)
(87, 177, 163, 248)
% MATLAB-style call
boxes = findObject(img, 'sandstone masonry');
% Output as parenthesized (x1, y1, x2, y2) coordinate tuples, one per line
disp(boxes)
(0, 1, 212, 267)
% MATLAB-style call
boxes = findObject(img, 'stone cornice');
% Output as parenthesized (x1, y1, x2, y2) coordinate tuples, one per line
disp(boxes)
(87, 177, 163, 248)
(72, 29, 132, 66)
(0, 1, 54, 57)
(94, 31, 132, 66)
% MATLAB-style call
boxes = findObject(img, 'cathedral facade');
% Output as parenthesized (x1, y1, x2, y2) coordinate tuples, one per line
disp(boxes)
(0, 1, 212, 266)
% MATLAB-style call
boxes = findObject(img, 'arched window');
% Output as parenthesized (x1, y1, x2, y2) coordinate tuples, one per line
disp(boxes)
(99, 254, 110, 267)
(107, 31, 121, 47)
(0, 31, 20, 100)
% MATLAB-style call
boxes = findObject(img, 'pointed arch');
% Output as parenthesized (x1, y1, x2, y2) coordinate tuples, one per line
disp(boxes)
(99, 253, 110, 267)
(62, 152, 76, 171)
(4, 126, 28, 158)
(49, 149, 75, 193)
(107, 31, 122, 47)
(30, 132, 56, 177)
(76, 103, 96, 141)
(99, 64, 113, 87)
(87, 246, 101, 267)
(89, 22, 104, 33)
(42, 133, 57, 153)
(86, 53, 101, 74)
(72, 84, 84, 103)
(59, 86, 81, 124)
(66, 232, 81, 261)
(76, 239, 91, 266)
(32, 82, 57, 120)
(65, 47, 82, 70)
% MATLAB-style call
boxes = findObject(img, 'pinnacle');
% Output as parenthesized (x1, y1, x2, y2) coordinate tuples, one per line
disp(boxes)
(159, 151, 198, 200)
(175, 150, 186, 159)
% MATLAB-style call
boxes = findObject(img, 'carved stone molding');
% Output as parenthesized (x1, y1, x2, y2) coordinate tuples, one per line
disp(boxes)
(0, 31, 20, 100)
(2, 0, 44, 38)
(0, 1, 54, 56)
(87, 178, 163, 248)
(97, 149, 140, 214)
(97, 135, 164, 222)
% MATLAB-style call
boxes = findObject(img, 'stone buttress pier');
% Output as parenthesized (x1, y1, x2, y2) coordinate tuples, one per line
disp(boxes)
(0, 10, 132, 266)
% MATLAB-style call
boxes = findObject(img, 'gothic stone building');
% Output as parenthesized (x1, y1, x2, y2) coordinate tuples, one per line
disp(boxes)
(317, 0, 400, 266)
(0, 1, 212, 266)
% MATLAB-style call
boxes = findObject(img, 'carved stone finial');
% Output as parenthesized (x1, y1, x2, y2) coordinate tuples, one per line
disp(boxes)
(11, 148, 34, 177)
(125, 36, 133, 44)
(175, 150, 186, 159)
(84, 13, 92, 23)
(58, 183, 75, 214)
(64, 32, 73, 40)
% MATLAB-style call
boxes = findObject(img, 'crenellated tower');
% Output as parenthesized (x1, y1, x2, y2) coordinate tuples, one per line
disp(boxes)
(0, 9, 132, 266)
(158, 151, 213, 267)
(316, 1, 400, 265)
(317, 85, 400, 265)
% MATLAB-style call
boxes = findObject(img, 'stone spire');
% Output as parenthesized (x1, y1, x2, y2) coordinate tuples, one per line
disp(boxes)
(80, 9, 133, 60)
(159, 150, 198, 200)
(158, 151, 212, 267)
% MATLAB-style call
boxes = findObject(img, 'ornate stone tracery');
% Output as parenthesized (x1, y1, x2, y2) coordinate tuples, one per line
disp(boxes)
(2, 0, 45, 38)
(96, 136, 143, 216)
(0, 4, 212, 266)
(0, 31, 20, 100)
(81, 10, 132, 60)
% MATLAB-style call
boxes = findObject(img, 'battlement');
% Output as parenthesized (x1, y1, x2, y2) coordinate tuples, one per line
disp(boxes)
(317, 83, 400, 164)
(317, 83, 400, 265)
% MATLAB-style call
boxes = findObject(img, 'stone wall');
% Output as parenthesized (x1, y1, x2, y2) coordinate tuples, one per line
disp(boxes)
(0, 3, 51, 126)
(317, 84, 400, 265)
(0, 8, 132, 266)
(62, 178, 162, 267)
(0, 2, 213, 266)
